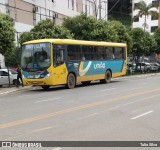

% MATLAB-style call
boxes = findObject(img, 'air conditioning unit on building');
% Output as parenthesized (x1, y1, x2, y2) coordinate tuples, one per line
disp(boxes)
(53, 13, 58, 18)
(33, 6, 38, 12)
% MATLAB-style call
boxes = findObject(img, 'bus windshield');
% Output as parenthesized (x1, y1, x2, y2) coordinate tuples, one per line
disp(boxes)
(21, 42, 51, 71)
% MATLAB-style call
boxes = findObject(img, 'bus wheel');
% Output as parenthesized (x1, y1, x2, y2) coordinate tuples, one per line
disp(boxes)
(41, 85, 50, 90)
(100, 70, 111, 84)
(66, 73, 76, 89)
(81, 81, 91, 85)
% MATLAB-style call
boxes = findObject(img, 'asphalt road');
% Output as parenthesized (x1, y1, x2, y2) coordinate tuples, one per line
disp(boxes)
(0, 74, 160, 150)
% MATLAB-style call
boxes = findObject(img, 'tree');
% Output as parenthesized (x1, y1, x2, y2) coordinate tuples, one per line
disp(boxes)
(19, 19, 73, 45)
(130, 28, 156, 57)
(154, 28, 160, 53)
(106, 21, 132, 53)
(63, 13, 99, 40)
(0, 13, 15, 57)
(63, 13, 132, 52)
(133, 1, 159, 31)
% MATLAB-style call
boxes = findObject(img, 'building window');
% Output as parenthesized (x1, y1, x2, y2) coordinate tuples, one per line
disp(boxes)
(152, 0, 158, 6)
(151, 15, 158, 20)
(134, 3, 138, 8)
(151, 26, 158, 33)
(133, 17, 139, 22)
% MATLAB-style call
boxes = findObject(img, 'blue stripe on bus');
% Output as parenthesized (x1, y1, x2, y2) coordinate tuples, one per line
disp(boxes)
(66, 60, 124, 76)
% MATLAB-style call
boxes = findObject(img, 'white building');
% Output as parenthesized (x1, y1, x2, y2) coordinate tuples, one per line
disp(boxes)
(0, 0, 108, 44)
(132, 0, 160, 34)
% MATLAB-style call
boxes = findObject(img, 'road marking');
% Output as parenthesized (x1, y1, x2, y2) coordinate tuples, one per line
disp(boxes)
(31, 108, 42, 111)
(123, 93, 160, 107)
(18, 94, 31, 98)
(109, 106, 120, 110)
(5, 126, 53, 140)
(131, 111, 153, 120)
(0, 88, 160, 129)
(52, 148, 62, 150)
(77, 113, 98, 120)
(100, 88, 116, 92)
(0, 115, 7, 117)
(125, 87, 143, 91)
(35, 97, 61, 103)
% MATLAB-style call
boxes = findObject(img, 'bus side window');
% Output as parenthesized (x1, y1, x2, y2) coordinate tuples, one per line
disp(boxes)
(105, 47, 114, 59)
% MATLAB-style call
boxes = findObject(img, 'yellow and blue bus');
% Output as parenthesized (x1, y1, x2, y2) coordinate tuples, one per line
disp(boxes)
(21, 39, 127, 89)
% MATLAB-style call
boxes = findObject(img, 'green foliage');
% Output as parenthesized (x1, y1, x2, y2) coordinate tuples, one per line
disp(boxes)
(154, 28, 160, 53)
(106, 21, 132, 52)
(63, 13, 98, 40)
(130, 28, 156, 56)
(0, 13, 15, 57)
(19, 19, 73, 45)
(5, 47, 21, 67)
(63, 13, 131, 43)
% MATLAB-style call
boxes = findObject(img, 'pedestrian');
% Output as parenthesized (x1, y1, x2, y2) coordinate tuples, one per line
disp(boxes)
(17, 64, 24, 87)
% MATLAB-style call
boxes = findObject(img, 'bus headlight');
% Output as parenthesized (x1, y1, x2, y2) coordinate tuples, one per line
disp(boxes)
(44, 73, 52, 79)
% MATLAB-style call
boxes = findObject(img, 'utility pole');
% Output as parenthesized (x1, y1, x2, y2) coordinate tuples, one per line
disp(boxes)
(159, 0, 160, 27)
(99, 0, 101, 19)
(85, 0, 87, 14)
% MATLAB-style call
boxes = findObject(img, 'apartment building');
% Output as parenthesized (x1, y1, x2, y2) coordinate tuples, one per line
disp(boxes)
(132, 0, 160, 34)
(0, 0, 108, 39)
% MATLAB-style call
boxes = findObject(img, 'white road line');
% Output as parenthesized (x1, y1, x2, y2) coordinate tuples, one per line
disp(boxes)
(100, 88, 116, 92)
(77, 113, 98, 120)
(31, 107, 42, 111)
(126, 87, 143, 91)
(109, 106, 120, 110)
(123, 93, 160, 107)
(131, 111, 153, 120)
(34, 97, 61, 103)
(52, 148, 62, 150)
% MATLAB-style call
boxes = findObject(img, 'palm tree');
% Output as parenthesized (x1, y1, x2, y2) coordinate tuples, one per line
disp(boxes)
(133, 0, 159, 32)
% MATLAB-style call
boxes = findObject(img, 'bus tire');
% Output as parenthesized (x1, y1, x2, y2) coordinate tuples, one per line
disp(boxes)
(41, 85, 50, 90)
(66, 73, 76, 89)
(100, 70, 111, 84)
(81, 81, 91, 85)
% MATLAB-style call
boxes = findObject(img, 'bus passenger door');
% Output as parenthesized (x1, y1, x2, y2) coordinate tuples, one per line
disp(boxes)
(53, 45, 67, 84)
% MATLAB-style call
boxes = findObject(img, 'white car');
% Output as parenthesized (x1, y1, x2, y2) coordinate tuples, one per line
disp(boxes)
(0, 69, 18, 86)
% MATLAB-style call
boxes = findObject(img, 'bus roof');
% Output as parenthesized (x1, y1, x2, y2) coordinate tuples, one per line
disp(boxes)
(23, 39, 127, 47)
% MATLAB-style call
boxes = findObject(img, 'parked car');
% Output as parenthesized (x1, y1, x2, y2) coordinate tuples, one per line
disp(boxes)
(150, 63, 159, 72)
(0, 69, 18, 86)
(150, 63, 160, 71)
(127, 63, 136, 74)
(136, 62, 151, 72)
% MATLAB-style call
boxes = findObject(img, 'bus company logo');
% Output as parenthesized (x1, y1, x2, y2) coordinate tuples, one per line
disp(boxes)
(2, 142, 12, 147)
(94, 62, 105, 69)
(79, 61, 92, 76)
(35, 75, 40, 78)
